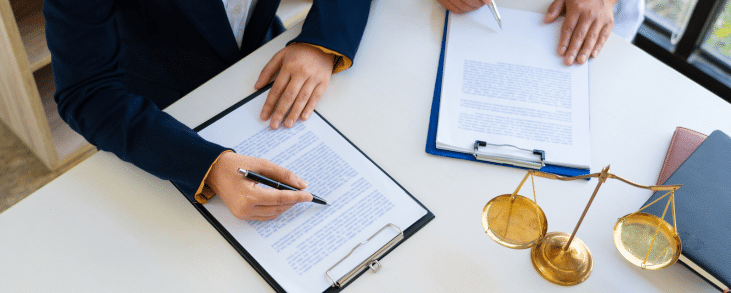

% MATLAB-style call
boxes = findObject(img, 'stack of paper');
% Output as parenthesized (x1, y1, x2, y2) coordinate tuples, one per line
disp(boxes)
(436, 7, 591, 171)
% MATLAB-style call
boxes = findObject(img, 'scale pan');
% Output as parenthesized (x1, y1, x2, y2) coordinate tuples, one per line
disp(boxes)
(482, 194, 547, 249)
(613, 212, 681, 270)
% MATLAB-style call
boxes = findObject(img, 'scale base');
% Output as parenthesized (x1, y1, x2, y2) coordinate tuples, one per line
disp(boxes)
(531, 232, 593, 286)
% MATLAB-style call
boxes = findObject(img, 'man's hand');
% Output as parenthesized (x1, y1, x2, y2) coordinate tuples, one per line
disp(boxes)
(437, 0, 492, 14)
(255, 43, 335, 130)
(205, 152, 312, 221)
(544, 0, 616, 66)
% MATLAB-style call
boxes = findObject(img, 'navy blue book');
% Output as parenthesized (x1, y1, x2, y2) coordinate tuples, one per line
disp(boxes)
(643, 130, 730, 291)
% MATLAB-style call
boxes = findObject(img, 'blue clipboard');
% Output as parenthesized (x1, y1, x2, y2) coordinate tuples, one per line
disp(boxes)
(425, 12, 589, 177)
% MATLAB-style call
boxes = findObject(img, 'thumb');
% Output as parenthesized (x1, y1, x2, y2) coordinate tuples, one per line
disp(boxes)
(544, 0, 565, 23)
(481, 0, 493, 5)
(256, 160, 308, 190)
(255, 50, 285, 89)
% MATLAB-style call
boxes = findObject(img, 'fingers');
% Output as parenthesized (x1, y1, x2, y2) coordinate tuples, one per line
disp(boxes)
(260, 70, 290, 124)
(283, 78, 317, 126)
(258, 44, 334, 129)
(247, 215, 279, 221)
(563, 13, 593, 65)
(437, 0, 484, 14)
(460, 0, 485, 10)
(230, 195, 296, 220)
(254, 188, 312, 206)
(300, 83, 327, 121)
(555, 0, 615, 65)
(228, 187, 309, 221)
(591, 24, 612, 58)
(438, 0, 463, 13)
(254, 158, 308, 190)
(544, 0, 565, 24)
(575, 21, 604, 64)
(209, 153, 314, 221)
(268, 74, 306, 129)
(557, 5, 579, 58)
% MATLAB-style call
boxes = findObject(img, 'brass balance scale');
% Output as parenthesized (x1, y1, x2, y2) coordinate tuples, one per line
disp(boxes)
(481, 166, 682, 286)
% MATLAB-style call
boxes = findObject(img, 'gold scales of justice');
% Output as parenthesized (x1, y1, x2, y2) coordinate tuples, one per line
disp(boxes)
(481, 165, 682, 286)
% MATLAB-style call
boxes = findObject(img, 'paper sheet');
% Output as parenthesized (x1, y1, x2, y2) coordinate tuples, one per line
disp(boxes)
(197, 90, 427, 292)
(436, 7, 591, 169)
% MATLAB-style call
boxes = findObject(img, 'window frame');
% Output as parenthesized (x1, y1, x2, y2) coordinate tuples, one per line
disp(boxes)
(634, 0, 731, 101)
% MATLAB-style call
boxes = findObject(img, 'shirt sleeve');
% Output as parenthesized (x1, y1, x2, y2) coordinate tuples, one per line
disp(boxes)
(289, 0, 373, 71)
(293, 43, 352, 73)
(193, 150, 234, 204)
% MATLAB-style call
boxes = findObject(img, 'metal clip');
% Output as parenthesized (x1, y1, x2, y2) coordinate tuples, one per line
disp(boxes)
(473, 140, 546, 169)
(369, 260, 382, 272)
(325, 223, 403, 288)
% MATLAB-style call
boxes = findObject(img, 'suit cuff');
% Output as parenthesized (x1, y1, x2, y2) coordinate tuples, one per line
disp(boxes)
(296, 43, 352, 73)
(194, 150, 234, 204)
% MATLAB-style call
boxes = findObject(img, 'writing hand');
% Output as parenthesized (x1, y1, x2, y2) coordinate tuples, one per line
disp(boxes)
(255, 43, 335, 130)
(206, 152, 312, 221)
(437, 0, 492, 14)
(545, 0, 616, 66)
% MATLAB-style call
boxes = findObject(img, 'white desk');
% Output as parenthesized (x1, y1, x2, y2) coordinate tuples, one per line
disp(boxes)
(1, 1, 728, 292)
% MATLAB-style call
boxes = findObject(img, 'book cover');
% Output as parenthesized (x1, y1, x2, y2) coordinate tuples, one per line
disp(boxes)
(656, 127, 708, 185)
(645, 130, 730, 291)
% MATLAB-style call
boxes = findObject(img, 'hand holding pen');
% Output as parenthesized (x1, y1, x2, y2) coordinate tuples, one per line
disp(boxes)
(436, 0, 501, 28)
(204, 152, 317, 221)
(238, 169, 329, 205)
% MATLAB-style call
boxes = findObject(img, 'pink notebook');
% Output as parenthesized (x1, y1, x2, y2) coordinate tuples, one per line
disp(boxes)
(656, 127, 708, 185)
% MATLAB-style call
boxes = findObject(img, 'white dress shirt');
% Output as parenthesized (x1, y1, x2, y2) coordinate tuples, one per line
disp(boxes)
(613, 0, 645, 41)
(222, 0, 259, 48)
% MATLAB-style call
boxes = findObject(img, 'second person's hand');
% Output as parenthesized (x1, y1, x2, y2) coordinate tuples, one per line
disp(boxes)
(437, 0, 492, 14)
(544, 0, 616, 66)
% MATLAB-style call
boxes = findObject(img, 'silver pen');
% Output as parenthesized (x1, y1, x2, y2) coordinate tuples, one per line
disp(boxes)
(488, 0, 502, 29)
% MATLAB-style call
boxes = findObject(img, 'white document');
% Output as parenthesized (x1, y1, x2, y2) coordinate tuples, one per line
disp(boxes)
(437, 7, 591, 170)
(197, 90, 428, 293)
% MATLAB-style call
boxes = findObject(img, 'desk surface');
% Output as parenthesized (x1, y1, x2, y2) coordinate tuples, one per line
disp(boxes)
(2, 1, 728, 292)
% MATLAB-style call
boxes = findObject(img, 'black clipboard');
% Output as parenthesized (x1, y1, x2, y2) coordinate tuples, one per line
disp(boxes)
(175, 84, 435, 293)
(426, 12, 589, 177)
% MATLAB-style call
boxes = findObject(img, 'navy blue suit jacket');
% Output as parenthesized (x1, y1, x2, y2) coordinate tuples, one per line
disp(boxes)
(44, 0, 372, 199)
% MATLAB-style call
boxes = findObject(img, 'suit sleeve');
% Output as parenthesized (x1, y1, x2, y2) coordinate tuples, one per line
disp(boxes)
(43, 0, 228, 200)
(290, 0, 373, 69)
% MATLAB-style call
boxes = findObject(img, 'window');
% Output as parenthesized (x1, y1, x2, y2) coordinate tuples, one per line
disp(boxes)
(645, 0, 698, 46)
(689, 1, 731, 88)
(636, 0, 731, 100)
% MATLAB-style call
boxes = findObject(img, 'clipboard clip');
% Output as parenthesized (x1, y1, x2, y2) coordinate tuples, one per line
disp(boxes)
(325, 223, 404, 288)
(473, 140, 546, 169)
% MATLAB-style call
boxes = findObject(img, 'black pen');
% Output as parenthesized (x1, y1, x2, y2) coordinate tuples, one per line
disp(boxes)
(237, 169, 329, 206)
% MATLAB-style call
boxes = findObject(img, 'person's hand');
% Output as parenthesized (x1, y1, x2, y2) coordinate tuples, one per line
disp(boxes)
(544, 0, 616, 66)
(205, 152, 312, 221)
(437, 0, 492, 14)
(255, 43, 335, 130)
